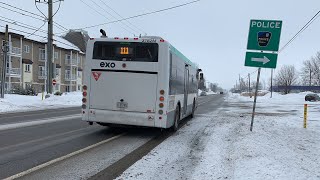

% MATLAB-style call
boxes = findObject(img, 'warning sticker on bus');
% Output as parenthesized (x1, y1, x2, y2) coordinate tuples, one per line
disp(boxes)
(92, 72, 102, 81)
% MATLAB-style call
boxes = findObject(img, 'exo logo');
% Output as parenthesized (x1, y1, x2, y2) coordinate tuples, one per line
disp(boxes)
(100, 62, 116, 68)
(92, 72, 102, 81)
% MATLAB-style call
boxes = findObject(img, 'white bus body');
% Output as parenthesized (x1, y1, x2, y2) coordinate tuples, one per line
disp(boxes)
(82, 37, 200, 129)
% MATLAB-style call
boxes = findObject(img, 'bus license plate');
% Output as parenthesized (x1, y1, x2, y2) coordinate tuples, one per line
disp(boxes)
(117, 102, 128, 109)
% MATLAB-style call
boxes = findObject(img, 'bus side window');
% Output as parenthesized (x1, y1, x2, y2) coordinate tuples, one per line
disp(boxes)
(169, 53, 173, 79)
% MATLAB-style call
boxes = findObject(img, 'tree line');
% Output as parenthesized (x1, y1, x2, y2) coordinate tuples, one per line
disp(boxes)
(274, 51, 320, 94)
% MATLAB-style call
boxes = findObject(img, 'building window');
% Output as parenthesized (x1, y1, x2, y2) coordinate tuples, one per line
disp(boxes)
(77, 71, 82, 78)
(78, 85, 81, 91)
(39, 48, 46, 60)
(39, 65, 46, 76)
(24, 45, 30, 53)
(54, 52, 59, 59)
(25, 64, 31, 72)
(55, 68, 60, 76)
(66, 86, 70, 92)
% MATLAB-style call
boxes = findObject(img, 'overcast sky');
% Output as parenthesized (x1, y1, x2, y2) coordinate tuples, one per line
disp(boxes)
(1, 0, 320, 89)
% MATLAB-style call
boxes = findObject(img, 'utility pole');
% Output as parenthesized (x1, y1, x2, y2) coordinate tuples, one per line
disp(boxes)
(47, 0, 53, 94)
(1, 25, 9, 98)
(270, 69, 273, 98)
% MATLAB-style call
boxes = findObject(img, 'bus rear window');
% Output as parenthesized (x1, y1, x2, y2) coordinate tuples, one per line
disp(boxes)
(93, 42, 158, 62)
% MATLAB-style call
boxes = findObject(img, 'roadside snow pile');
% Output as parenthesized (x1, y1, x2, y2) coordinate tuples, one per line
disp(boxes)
(0, 92, 81, 113)
(117, 92, 320, 180)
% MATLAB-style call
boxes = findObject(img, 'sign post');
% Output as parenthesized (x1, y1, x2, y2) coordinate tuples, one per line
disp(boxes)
(245, 19, 282, 131)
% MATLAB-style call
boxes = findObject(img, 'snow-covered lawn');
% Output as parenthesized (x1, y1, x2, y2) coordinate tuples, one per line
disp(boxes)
(117, 92, 320, 180)
(0, 92, 82, 113)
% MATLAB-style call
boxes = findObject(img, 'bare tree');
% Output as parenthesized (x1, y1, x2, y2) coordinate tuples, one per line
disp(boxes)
(300, 52, 320, 86)
(275, 65, 299, 94)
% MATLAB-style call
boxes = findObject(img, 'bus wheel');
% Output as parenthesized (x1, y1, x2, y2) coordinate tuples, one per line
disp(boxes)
(190, 100, 196, 118)
(171, 106, 180, 132)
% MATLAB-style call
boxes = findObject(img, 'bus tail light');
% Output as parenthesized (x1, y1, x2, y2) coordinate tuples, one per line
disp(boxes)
(160, 39, 165, 42)
(124, 37, 129, 40)
(82, 85, 87, 110)
(134, 38, 138, 40)
(114, 37, 119, 39)
(159, 103, 164, 108)
(159, 96, 164, 102)
(160, 90, 165, 95)
(158, 110, 163, 115)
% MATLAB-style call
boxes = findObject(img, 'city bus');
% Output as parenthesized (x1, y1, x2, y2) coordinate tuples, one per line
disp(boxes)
(82, 35, 201, 131)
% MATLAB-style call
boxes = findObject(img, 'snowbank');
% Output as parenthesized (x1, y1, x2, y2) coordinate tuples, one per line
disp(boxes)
(117, 92, 320, 180)
(0, 92, 82, 113)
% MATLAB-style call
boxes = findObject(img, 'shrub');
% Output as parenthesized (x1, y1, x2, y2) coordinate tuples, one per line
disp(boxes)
(54, 91, 63, 96)
(10, 85, 38, 96)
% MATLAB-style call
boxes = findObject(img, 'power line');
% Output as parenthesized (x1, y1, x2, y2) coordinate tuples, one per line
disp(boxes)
(0, 4, 45, 21)
(0, 16, 47, 34)
(88, 0, 141, 35)
(79, 0, 134, 35)
(0, 25, 47, 39)
(0, 23, 79, 50)
(26, 21, 47, 38)
(34, 0, 48, 18)
(97, 0, 146, 34)
(279, 10, 320, 53)
(0, 2, 45, 19)
(58, 0, 200, 33)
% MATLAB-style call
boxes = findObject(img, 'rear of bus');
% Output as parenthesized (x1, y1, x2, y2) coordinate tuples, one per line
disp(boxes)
(82, 37, 170, 128)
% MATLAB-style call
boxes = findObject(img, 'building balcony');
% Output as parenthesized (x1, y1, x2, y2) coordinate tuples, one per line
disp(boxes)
(39, 55, 46, 62)
(9, 46, 22, 56)
(65, 74, 77, 81)
(6, 68, 21, 76)
(65, 58, 78, 66)
(38, 71, 47, 79)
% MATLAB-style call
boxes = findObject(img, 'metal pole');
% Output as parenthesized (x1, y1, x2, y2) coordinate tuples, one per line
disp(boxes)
(270, 69, 273, 98)
(1, 25, 8, 98)
(250, 67, 261, 131)
(248, 73, 250, 93)
(47, 0, 53, 93)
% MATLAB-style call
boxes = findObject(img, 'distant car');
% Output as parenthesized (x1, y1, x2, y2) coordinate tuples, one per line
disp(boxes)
(220, 92, 223, 94)
(200, 91, 207, 96)
(305, 93, 320, 101)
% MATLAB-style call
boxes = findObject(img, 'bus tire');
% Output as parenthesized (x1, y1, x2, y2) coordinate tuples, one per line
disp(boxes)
(171, 105, 180, 132)
(190, 100, 196, 118)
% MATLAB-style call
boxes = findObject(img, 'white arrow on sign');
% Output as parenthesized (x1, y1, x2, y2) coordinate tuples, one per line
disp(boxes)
(251, 56, 270, 65)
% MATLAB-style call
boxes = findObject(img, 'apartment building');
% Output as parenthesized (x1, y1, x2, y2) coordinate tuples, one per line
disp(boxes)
(0, 31, 85, 93)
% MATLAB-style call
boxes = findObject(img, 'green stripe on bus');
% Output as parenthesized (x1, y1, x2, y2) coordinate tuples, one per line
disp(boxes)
(169, 45, 197, 68)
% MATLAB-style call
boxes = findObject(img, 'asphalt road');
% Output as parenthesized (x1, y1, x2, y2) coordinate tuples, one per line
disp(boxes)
(0, 94, 225, 179)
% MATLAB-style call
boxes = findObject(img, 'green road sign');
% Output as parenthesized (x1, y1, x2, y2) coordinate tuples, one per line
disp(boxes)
(247, 19, 282, 52)
(245, 52, 278, 68)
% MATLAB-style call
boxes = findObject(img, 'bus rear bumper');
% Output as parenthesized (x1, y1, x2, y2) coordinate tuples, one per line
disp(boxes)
(83, 109, 158, 128)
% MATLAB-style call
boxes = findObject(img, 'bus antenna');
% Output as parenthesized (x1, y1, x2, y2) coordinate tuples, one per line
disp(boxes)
(100, 29, 107, 37)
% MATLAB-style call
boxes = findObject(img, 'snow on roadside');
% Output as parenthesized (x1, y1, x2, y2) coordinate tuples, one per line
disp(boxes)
(117, 92, 320, 180)
(0, 92, 82, 113)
